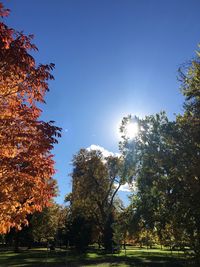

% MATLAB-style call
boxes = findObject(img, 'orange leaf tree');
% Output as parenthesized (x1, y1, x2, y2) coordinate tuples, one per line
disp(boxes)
(0, 3, 61, 233)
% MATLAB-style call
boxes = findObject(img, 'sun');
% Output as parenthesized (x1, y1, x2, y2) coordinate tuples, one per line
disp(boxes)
(125, 122, 139, 139)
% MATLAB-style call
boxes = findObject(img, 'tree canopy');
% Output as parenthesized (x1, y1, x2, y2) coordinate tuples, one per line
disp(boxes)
(67, 148, 124, 251)
(0, 3, 61, 234)
(119, 47, 200, 259)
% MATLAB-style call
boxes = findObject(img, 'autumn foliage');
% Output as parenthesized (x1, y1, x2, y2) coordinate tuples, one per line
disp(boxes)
(0, 3, 61, 233)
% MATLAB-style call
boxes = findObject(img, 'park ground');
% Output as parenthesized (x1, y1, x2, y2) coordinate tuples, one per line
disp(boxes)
(0, 246, 197, 267)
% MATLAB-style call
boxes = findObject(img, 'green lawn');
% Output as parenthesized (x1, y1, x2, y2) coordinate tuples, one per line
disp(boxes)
(0, 246, 194, 267)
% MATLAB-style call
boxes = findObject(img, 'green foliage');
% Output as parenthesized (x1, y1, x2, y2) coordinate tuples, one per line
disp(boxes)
(176, 47, 200, 259)
(112, 208, 131, 250)
(68, 148, 124, 252)
(30, 203, 64, 243)
(68, 214, 93, 252)
(119, 46, 200, 261)
(4, 203, 67, 250)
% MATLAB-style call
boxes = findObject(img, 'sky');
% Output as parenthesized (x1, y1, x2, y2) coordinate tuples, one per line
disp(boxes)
(3, 0, 200, 205)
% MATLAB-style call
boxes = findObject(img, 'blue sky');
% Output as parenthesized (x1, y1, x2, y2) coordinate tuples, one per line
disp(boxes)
(4, 0, 200, 205)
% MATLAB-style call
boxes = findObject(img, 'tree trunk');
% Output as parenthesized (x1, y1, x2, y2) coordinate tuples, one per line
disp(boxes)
(102, 213, 114, 253)
(124, 239, 126, 256)
(14, 232, 19, 253)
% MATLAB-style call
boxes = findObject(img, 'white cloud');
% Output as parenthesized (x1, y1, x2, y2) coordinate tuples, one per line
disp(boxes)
(87, 144, 120, 158)
(118, 183, 131, 192)
(86, 145, 137, 193)
(115, 182, 137, 192)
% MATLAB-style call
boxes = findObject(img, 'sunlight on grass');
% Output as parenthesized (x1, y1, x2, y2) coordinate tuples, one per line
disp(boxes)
(84, 264, 129, 267)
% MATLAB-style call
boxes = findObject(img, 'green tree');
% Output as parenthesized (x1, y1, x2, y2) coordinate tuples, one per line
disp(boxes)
(120, 112, 189, 248)
(112, 207, 131, 253)
(30, 203, 65, 244)
(175, 46, 200, 259)
(69, 148, 124, 252)
(65, 204, 93, 252)
(119, 46, 200, 260)
(120, 113, 175, 230)
(4, 203, 67, 251)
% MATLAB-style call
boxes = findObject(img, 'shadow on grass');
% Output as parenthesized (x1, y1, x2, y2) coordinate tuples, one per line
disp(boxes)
(0, 248, 195, 267)
(0, 250, 67, 267)
(70, 255, 185, 267)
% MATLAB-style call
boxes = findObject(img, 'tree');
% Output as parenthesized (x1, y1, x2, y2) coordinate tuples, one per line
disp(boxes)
(175, 46, 200, 259)
(4, 203, 67, 251)
(69, 148, 124, 252)
(30, 203, 65, 244)
(66, 210, 93, 252)
(0, 3, 61, 234)
(112, 207, 131, 253)
(121, 114, 173, 223)
(119, 46, 200, 260)
(119, 112, 187, 248)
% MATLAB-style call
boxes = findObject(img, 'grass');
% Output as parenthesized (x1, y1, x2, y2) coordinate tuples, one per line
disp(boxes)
(0, 246, 195, 267)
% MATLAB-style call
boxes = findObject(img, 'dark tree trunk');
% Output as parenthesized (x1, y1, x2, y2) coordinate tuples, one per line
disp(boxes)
(102, 213, 114, 253)
(14, 232, 20, 253)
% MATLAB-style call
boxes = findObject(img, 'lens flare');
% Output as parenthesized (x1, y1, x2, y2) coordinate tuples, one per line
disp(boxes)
(125, 122, 139, 139)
